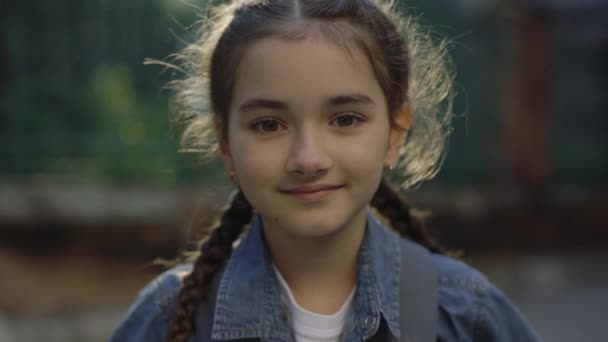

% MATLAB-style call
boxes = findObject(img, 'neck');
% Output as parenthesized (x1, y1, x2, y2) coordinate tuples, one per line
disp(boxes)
(262, 210, 367, 314)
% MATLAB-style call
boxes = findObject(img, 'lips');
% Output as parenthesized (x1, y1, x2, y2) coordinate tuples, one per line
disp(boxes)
(279, 184, 344, 201)
(280, 184, 344, 194)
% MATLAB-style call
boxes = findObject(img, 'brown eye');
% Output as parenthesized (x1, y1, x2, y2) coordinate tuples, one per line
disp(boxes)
(330, 114, 364, 127)
(252, 118, 285, 133)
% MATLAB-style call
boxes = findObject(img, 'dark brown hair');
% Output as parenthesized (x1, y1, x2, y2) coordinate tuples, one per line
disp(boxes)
(163, 1, 453, 341)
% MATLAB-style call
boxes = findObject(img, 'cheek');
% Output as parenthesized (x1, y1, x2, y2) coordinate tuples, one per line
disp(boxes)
(335, 126, 390, 177)
(229, 133, 286, 183)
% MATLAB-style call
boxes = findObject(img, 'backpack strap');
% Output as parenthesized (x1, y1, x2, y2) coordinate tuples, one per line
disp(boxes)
(192, 265, 226, 341)
(399, 239, 438, 342)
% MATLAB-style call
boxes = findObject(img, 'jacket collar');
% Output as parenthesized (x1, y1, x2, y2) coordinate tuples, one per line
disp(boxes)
(210, 209, 402, 340)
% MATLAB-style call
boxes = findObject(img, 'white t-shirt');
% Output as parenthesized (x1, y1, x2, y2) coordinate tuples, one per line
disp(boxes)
(274, 266, 356, 342)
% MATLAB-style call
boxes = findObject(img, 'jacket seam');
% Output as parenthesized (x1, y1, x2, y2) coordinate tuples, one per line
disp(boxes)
(471, 274, 489, 342)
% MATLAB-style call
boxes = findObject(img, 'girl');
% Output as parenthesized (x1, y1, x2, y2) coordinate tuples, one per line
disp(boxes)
(112, 0, 541, 341)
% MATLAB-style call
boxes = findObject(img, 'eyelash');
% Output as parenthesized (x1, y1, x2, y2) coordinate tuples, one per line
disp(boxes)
(250, 113, 366, 134)
(329, 113, 366, 128)
(251, 117, 287, 134)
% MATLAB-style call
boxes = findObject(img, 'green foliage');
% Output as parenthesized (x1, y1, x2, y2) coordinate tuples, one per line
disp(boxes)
(2, 0, 605, 186)
(2, 65, 218, 185)
(1, 0, 226, 186)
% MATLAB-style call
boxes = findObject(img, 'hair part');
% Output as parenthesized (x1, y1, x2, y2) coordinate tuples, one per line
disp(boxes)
(168, 0, 454, 189)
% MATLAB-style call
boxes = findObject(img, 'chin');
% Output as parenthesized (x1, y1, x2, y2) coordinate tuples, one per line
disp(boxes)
(297, 221, 345, 239)
(271, 209, 362, 240)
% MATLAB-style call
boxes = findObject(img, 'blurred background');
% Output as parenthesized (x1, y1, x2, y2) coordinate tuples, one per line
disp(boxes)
(1, 0, 607, 340)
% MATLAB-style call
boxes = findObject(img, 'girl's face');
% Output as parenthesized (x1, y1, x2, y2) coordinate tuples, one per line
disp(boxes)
(219, 34, 403, 240)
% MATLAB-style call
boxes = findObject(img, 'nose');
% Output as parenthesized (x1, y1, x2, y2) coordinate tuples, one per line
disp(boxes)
(286, 129, 332, 177)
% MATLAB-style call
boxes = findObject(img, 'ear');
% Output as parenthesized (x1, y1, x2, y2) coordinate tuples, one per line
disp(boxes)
(214, 119, 235, 172)
(385, 106, 411, 168)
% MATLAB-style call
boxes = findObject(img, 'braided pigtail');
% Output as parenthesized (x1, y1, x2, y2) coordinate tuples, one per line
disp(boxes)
(167, 191, 253, 342)
(371, 178, 444, 254)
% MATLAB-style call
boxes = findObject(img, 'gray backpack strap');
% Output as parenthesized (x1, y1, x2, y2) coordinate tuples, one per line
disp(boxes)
(193, 265, 226, 341)
(399, 240, 438, 342)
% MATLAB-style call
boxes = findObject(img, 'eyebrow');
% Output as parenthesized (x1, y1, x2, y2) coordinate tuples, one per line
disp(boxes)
(328, 93, 376, 107)
(237, 98, 288, 113)
(236, 93, 376, 113)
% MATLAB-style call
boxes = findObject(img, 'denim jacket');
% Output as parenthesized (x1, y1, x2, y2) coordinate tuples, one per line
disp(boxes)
(111, 211, 541, 342)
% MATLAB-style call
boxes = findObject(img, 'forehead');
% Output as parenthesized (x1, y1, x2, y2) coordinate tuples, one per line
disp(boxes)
(231, 36, 386, 111)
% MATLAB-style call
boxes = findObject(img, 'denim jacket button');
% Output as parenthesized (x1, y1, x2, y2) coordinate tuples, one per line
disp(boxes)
(364, 316, 377, 327)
